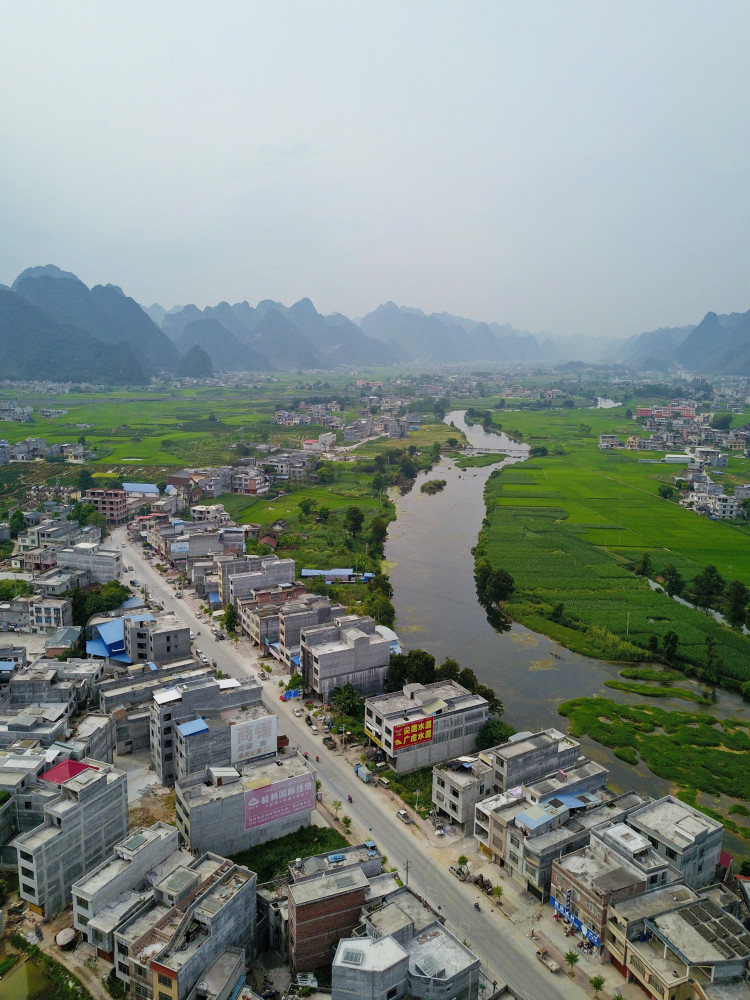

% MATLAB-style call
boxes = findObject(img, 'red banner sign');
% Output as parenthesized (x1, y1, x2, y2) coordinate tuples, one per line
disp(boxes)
(393, 717, 433, 750)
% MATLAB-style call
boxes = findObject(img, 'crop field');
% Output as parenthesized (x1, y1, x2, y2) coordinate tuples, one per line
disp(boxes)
(475, 407, 750, 684)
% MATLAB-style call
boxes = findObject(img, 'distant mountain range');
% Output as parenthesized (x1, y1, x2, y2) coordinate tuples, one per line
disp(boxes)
(2, 264, 750, 378)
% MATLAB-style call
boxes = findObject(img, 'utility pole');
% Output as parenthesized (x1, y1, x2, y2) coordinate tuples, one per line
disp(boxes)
(404, 859, 410, 885)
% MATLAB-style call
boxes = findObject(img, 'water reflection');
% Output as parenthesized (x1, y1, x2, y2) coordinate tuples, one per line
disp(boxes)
(385, 411, 747, 854)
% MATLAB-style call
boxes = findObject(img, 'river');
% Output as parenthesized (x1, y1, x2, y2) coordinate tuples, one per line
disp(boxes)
(385, 411, 747, 856)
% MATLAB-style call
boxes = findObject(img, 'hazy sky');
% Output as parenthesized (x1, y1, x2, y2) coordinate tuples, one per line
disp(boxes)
(2, 2, 750, 338)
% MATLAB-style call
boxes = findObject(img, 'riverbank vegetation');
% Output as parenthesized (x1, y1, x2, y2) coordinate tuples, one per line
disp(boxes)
(471, 407, 750, 692)
(420, 479, 447, 494)
(559, 695, 750, 840)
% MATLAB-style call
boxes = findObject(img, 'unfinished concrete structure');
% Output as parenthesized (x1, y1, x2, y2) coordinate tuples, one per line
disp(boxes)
(174, 704, 276, 781)
(123, 613, 191, 665)
(13, 758, 128, 916)
(175, 754, 317, 856)
(300, 614, 390, 701)
(113, 852, 256, 1000)
(149, 674, 262, 785)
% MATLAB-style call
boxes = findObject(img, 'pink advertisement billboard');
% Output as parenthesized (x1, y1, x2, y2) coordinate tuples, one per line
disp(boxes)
(244, 773, 316, 831)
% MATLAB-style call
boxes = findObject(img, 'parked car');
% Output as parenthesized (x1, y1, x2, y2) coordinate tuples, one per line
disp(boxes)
(293, 708, 302, 717)
(310, 726, 319, 735)
(396, 809, 412, 824)
(190, 631, 195, 640)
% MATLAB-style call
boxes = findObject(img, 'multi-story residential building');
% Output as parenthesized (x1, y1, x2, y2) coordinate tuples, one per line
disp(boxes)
(333, 904, 480, 1000)
(474, 783, 648, 901)
(364, 682, 489, 774)
(225, 556, 296, 607)
(56, 541, 122, 583)
(113, 852, 256, 1000)
(189, 503, 230, 522)
(13, 758, 128, 916)
(123, 614, 191, 665)
(173, 705, 277, 781)
(175, 755, 317, 856)
(490, 728, 581, 794)
(624, 795, 724, 889)
(289, 867, 369, 972)
(72, 822, 182, 960)
(432, 752, 494, 832)
(300, 613, 390, 700)
(275, 595, 346, 667)
(84, 488, 129, 525)
(149, 674, 262, 785)
(605, 884, 750, 999)
(31, 596, 73, 632)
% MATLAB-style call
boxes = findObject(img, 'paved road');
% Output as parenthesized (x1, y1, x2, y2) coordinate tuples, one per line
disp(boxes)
(117, 529, 590, 1000)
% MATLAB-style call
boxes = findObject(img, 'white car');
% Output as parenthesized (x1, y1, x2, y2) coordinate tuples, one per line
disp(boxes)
(293, 708, 302, 717)
(190, 631, 196, 640)
(310, 726, 319, 735)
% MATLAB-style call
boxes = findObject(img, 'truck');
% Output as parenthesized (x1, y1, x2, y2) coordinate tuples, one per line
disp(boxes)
(535, 949, 561, 974)
(277, 734, 290, 753)
(354, 762, 372, 783)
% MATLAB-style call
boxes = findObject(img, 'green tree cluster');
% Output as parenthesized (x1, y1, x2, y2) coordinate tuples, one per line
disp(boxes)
(67, 580, 131, 626)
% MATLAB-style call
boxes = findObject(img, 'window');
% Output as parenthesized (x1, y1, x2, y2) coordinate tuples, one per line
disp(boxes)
(76, 896, 88, 910)
(21, 867, 34, 879)
(93, 930, 104, 944)
(158, 974, 173, 988)
(22, 883, 35, 895)
(133, 964, 148, 978)
(135, 986, 148, 998)
(20, 849, 32, 861)
(118, 962, 129, 975)
(387, 989, 398, 1000)
(117, 942, 128, 955)
(79, 916, 89, 927)
(160, 992, 172, 1000)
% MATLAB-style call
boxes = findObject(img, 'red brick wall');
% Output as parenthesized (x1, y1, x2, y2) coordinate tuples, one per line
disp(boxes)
(288, 887, 367, 971)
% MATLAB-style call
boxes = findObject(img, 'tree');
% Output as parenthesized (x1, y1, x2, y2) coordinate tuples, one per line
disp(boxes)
(564, 950, 579, 976)
(436, 657, 461, 681)
(588, 975, 605, 998)
(662, 630, 679, 664)
(658, 484, 673, 500)
(475, 559, 515, 606)
(490, 885, 503, 904)
(369, 516, 388, 550)
(578, 423, 591, 436)
(8, 509, 24, 538)
(344, 506, 365, 537)
(662, 564, 684, 597)
(332, 799, 342, 819)
(316, 463, 335, 484)
(286, 672, 304, 691)
(634, 552, 652, 577)
(431, 442, 442, 460)
(475, 718, 515, 751)
(725, 579, 749, 629)
(298, 497, 316, 515)
(224, 604, 238, 633)
(710, 412, 732, 430)
(457, 854, 469, 867)
(648, 634, 659, 653)
(331, 684, 364, 717)
(77, 467, 95, 493)
(342, 815, 352, 831)
(702, 636, 722, 688)
(692, 564, 725, 609)
(317, 505, 331, 523)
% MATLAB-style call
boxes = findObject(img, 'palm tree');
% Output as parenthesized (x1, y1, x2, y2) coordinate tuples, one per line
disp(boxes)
(564, 950, 579, 977)
(331, 684, 364, 717)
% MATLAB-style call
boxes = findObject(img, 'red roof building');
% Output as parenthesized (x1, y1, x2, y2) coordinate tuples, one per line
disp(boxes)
(40, 760, 95, 784)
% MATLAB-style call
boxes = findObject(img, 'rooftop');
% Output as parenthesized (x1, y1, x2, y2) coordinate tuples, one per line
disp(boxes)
(494, 728, 576, 762)
(628, 796, 724, 849)
(41, 759, 95, 784)
(366, 680, 485, 717)
(334, 935, 408, 973)
(288, 867, 369, 905)
(649, 897, 750, 965)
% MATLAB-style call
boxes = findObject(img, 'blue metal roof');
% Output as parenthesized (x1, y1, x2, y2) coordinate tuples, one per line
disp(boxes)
(96, 619, 125, 646)
(123, 483, 159, 493)
(177, 718, 209, 737)
(86, 638, 110, 658)
(0, 661, 16, 672)
(148, 662, 157, 671)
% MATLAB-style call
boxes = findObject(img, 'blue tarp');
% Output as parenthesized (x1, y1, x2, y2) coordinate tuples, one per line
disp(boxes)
(177, 718, 209, 737)
(0, 661, 16, 672)
(208, 592, 220, 603)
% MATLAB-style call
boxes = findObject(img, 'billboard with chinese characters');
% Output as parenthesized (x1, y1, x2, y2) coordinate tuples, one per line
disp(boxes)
(392, 716, 433, 751)
(243, 772, 316, 830)
(230, 715, 277, 764)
